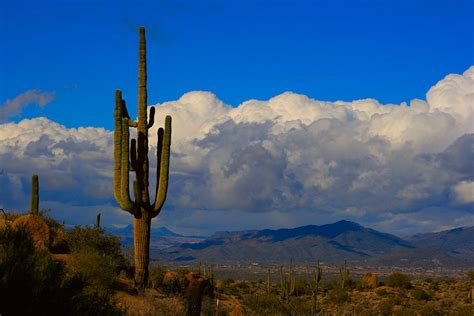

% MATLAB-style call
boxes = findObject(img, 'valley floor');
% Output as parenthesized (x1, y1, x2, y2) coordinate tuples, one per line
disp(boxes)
(114, 275, 473, 315)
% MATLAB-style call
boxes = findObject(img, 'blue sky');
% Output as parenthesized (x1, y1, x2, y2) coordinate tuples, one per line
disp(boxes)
(0, 0, 473, 235)
(1, 0, 473, 128)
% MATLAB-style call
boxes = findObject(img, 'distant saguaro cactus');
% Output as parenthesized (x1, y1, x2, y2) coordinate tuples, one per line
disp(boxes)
(30, 174, 39, 215)
(280, 259, 296, 303)
(339, 260, 350, 289)
(310, 261, 323, 315)
(96, 213, 101, 228)
(113, 26, 172, 288)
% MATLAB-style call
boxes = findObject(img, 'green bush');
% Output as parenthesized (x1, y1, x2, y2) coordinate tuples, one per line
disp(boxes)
(411, 288, 432, 301)
(39, 209, 69, 253)
(69, 248, 118, 289)
(241, 294, 283, 315)
(376, 289, 390, 297)
(386, 272, 412, 289)
(0, 226, 64, 314)
(66, 225, 130, 297)
(67, 226, 122, 257)
(149, 265, 167, 289)
(378, 300, 394, 315)
(0, 226, 123, 315)
(467, 270, 474, 281)
(327, 286, 349, 304)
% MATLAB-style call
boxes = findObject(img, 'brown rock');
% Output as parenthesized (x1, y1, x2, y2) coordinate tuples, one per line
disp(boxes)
(163, 271, 179, 286)
(12, 215, 50, 250)
(361, 273, 378, 289)
(186, 271, 200, 282)
(230, 304, 244, 316)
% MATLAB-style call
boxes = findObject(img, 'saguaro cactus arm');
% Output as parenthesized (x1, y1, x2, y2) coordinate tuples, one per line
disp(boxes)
(114, 90, 124, 204)
(147, 106, 155, 129)
(153, 116, 172, 215)
(119, 117, 137, 214)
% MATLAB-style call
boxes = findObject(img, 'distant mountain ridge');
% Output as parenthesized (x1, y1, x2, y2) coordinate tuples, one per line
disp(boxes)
(405, 226, 474, 259)
(108, 225, 206, 250)
(152, 221, 474, 268)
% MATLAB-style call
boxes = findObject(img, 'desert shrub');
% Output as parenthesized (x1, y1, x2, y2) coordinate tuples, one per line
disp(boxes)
(411, 288, 431, 301)
(68, 248, 118, 289)
(201, 296, 218, 316)
(222, 278, 234, 286)
(241, 294, 283, 315)
(176, 267, 191, 275)
(0, 226, 65, 314)
(417, 302, 443, 316)
(327, 286, 349, 304)
(378, 300, 394, 315)
(38, 209, 68, 252)
(69, 287, 123, 316)
(67, 225, 129, 292)
(376, 288, 390, 296)
(467, 270, 474, 281)
(1, 210, 20, 221)
(0, 226, 123, 315)
(295, 278, 311, 295)
(161, 271, 189, 295)
(67, 225, 128, 269)
(149, 265, 167, 289)
(386, 272, 412, 289)
(236, 281, 249, 289)
(68, 226, 121, 257)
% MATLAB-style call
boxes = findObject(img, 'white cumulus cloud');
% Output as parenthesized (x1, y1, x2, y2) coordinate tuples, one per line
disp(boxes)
(453, 181, 474, 204)
(0, 67, 473, 235)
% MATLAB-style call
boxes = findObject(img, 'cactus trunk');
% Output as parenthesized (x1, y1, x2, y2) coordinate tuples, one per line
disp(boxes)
(30, 174, 39, 215)
(133, 212, 151, 286)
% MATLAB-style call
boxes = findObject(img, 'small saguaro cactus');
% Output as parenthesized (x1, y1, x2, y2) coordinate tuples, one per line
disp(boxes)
(30, 174, 39, 215)
(310, 261, 323, 315)
(96, 213, 101, 228)
(280, 259, 296, 303)
(339, 260, 350, 289)
(113, 26, 172, 288)
(267, 268, 271, 295)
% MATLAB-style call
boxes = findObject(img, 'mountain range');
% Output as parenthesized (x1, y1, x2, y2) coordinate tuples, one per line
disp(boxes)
(137, 220, 474, 268)
(107, 225, 206, 250)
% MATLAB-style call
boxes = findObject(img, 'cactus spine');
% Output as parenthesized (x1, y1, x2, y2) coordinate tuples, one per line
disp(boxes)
(30, 174, 39, 215)
(113, 26, 172, 288)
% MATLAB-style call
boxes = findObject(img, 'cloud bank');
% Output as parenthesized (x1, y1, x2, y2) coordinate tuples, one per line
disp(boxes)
(0, 89, 55, 122)
(0, 67, 473, 235)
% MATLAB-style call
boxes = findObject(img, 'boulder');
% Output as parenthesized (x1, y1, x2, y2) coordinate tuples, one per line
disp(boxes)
(12, 215, 50, 250)
(163, 271, 180, 285)
(230, 304, 244, 316)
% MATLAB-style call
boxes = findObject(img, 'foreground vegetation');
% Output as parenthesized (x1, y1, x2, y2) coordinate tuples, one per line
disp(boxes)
(1, 209, 473, 315)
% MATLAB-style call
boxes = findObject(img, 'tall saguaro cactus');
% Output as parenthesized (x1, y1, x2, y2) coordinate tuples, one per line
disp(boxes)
(30, 174, 39, 215)
(114, 26, 172, 288)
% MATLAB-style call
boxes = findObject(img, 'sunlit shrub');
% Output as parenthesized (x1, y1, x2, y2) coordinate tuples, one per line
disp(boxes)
(386, 272, 412, 289)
